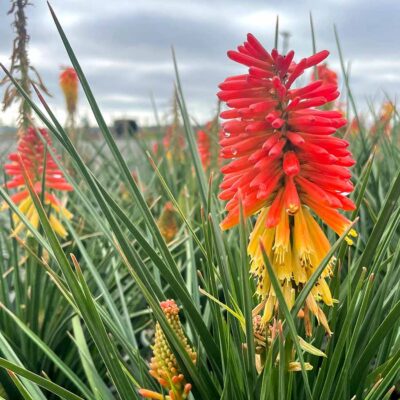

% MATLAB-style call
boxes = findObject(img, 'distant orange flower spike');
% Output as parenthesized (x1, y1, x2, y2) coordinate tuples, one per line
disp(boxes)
(163, 125, 185, 149)
(2, 127, 73, 237)
(371, 101, 395, 136)
(217, 33, 355, 238)
(197, 121, 213, 169)
(197, 130, 211, 169)
(196, 120, 222, 171)
(157, 202, 178, 243)
(311, 63, 338, 87)
(59, 67, 78, 114)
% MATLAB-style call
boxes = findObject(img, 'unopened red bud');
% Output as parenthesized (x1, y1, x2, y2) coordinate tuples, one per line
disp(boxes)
(283, 151, 300, 176)
(272, 118, 285, 128)
(184, 384, 192, 394)
(157, 377, 169, 387)
(284, 177, 300, 214)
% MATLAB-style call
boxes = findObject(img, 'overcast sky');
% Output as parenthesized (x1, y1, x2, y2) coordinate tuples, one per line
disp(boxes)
(0, 0, 399, 127)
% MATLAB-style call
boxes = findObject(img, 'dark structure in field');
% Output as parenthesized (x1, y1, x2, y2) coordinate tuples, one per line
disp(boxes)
(113, 119, 138, 137)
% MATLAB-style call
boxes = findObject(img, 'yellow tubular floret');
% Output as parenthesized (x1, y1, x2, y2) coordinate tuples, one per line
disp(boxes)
(49, 214, 68, 238)
(52, 203, 73, 220)
(7, 194, 72, 238)
(248, 205, 336, 333)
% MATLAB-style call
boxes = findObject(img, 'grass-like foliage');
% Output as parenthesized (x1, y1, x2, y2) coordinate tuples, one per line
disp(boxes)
(0, 4, 400, 400)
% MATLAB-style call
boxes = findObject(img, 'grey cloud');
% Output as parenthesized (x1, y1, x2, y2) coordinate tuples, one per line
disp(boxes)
(0, 0, 399, 126)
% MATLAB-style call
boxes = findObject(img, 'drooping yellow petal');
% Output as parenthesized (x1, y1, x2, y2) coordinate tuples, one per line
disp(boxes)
(282, 281, 295, 310)
(273, 207, 290, 266)
(288, 362, 313, 372)
(52, 203, 73, 220)
(13, 204, 35, 237)
(276, 240, 293, 281)
(317, 278, 334, 306)
(305, 294, 319, 317)
(257, 272, 271, 297)
(29, 209, 40, 230)
(249, 208, 275, 279)
(13, 196, 33, 225)
(306, 293, 332, 335)
(49, 214, 68, 238)
(248, 208, 269, 255)
(303, 207, 330, 255)
(293, 207, 313, 267)
(303, 206, 334, 277)
(292, 245, 307, 284)
(261, 294, 276, 325)
(259, 226, 275, 259)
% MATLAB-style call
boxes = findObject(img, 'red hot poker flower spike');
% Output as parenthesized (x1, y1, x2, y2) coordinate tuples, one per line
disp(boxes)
(217, 33, 357, 333)
(139, 300, 196, 400)
(2, 127, 73, 237)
